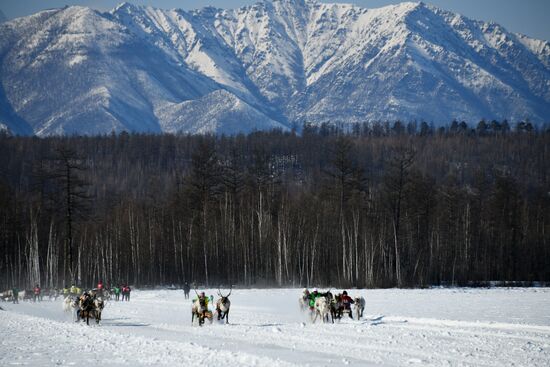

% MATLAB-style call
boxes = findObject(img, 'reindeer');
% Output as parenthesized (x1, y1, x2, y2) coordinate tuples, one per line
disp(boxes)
(299, 289, 310, 311)
(312, 295, 333, 324)
(215, 287, 232, 324)
(331, 293, 345, 321)
(354, 296, 365, 320)
(101, 289, 111, 301)
(20, 290, 33, 302)
(191, 289, 212, 326)
(47, 288, 60, 301)
(63, 295, 76, 312)
(1, 290, 13, 302)
(93, 297, 105, 323)
(77, 293, 103, 325)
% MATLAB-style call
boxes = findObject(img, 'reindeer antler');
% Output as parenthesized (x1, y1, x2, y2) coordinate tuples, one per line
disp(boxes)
(218, 286, 232, 298)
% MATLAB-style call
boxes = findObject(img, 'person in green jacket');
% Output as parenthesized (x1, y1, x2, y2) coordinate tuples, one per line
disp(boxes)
(12, 287, 18, 304)
(193, 292, 210, 311)
(308, 289, 322, 309)
(113, 285, 121, 301)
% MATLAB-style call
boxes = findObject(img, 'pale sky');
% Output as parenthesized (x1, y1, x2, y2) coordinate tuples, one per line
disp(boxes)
(1, 0, 549, 40)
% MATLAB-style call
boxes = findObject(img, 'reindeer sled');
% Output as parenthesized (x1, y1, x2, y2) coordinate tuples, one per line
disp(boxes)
(191, 290, 213, 326)
(76, 292, 105, 325)
(331, 292, 360, 321)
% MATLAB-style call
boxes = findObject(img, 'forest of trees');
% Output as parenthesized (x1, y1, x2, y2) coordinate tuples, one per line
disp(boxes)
(0, 120, 549, 290)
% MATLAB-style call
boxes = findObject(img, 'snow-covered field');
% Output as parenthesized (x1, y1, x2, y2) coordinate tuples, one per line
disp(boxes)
(1, 288, 549, 366)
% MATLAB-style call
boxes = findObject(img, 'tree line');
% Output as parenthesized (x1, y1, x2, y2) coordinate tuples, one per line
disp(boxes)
(0, 121, 549, 290)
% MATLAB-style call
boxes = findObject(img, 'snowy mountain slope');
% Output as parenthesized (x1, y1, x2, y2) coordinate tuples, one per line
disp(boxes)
(288, 1, 550, 123)
(157, 89, 286, 135)
(0, 0, 548, 136)
(110, 3, 285, 120)
(0, 5, 286, 136)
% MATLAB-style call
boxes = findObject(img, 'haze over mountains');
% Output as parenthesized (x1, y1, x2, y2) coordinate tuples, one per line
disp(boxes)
(0, 0, 548, 136)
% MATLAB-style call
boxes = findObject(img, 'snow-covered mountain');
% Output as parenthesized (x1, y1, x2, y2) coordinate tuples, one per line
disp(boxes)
(0, 0, 548, 136)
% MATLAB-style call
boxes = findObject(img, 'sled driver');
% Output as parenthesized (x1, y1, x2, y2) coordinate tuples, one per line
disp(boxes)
(198, 291, 209, 311)
(302, 288, 310, 302)
(341, 291, 355, 318)
(308, 289, 322, 309)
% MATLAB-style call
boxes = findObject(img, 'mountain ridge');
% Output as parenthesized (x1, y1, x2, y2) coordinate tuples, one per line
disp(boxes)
(0, 0, 548, 136)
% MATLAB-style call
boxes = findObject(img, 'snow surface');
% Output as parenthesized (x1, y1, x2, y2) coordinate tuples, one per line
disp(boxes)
(1, 288, 550, 366)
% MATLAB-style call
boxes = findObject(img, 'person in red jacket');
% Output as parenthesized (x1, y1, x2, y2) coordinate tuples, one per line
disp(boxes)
(97, 280, 104, 297)
(121, 285, 131, 301)
(341, 291, 355, 319)
(33, 284, 41, 302)
(125, 285, 131, 301)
